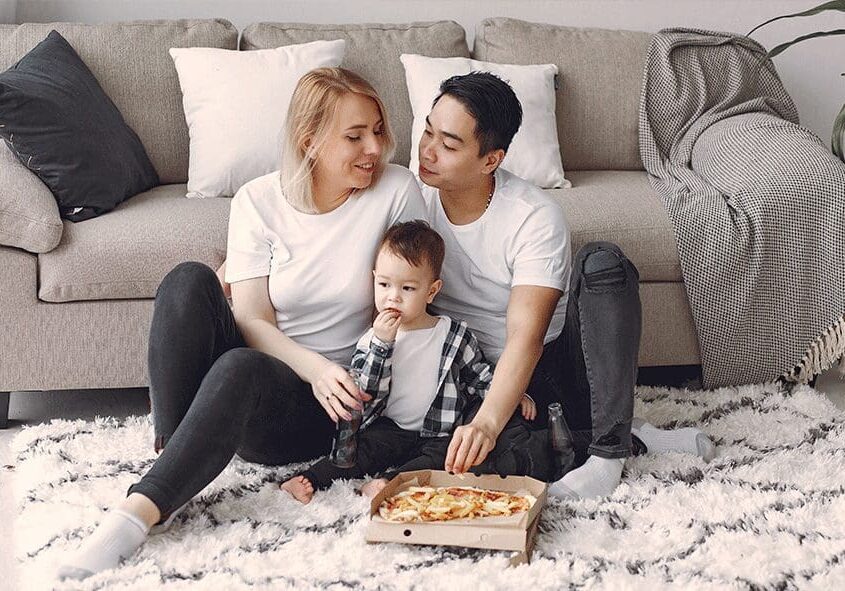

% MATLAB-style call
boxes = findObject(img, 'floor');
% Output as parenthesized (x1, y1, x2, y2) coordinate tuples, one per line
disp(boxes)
(2, 365, 843, 590)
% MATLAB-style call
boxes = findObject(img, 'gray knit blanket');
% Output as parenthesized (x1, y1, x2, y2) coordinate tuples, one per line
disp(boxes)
(639, 28, 845, 388)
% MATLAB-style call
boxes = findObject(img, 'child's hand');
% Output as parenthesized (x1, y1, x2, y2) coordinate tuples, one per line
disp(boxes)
(373, 308, 401, 343)
(520, 394, 536, 421)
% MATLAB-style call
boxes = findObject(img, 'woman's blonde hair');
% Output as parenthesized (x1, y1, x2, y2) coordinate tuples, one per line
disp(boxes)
(280, 67, 395, 213)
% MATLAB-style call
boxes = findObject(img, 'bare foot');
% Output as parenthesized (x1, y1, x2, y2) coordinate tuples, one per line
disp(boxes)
(359, 478, 389, 499)
(280, 475, 314, 504)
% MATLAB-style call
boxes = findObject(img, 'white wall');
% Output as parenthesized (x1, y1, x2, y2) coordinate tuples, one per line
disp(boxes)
(10, 0, 845, 147)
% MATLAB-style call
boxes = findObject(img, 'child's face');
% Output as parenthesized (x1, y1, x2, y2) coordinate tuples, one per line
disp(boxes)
(373, 249, 441, 323)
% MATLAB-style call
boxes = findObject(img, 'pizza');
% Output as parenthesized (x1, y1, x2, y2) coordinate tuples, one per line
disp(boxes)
(378, 485, 536, 523)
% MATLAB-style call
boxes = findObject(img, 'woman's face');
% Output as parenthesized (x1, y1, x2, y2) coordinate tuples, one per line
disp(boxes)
(311, 93, 386, 197)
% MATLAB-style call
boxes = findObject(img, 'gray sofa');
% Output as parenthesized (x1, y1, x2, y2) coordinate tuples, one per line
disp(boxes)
(0, 17, 701, 428)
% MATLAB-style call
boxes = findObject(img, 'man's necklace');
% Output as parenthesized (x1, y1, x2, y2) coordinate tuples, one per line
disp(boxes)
(485, 177, 496, 211)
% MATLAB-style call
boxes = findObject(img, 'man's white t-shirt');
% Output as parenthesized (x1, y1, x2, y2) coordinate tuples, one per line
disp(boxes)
(421, 167, 571, 362)
(358, 316, 449, 431)
(225, 164, 427, 366)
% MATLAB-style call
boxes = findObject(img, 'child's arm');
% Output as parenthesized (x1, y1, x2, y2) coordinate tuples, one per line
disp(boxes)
(350, 330, 394, 420)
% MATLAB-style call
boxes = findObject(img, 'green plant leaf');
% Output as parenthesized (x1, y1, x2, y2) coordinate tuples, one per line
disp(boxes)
(832, 101, 845, 161)
(765, 29, 845, 58)
(747, 0, 845, 37)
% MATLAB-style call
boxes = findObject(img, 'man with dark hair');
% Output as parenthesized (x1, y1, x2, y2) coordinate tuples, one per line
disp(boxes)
(418, 72, 713, 499)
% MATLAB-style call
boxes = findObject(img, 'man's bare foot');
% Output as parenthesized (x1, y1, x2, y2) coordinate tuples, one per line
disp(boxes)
(359, 478, 389, 499)
(280, 475, 314, 504)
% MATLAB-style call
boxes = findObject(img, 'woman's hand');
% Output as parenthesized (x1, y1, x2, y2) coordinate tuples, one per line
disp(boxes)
(311, 361, 371, 423)
(372, 308, 401, 343)
(444, 419, 497, 474)
(519, 394, 537, 421)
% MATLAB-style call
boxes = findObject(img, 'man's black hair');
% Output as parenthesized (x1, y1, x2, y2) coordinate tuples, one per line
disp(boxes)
(433, 71, 523, 156)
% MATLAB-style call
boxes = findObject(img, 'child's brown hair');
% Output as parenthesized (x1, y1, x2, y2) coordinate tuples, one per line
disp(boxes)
(377, 220, 445, 279)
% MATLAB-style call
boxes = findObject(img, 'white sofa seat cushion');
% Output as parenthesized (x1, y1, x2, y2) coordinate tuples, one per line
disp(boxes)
(551, 171, 682, 282)
(38, 184, 230, 302)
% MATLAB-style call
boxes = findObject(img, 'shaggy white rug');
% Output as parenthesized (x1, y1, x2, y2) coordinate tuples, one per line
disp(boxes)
(10, 382, 845, 590)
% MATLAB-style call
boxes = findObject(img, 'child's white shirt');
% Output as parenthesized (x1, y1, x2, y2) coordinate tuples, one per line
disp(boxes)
(361, 316, 450, 431)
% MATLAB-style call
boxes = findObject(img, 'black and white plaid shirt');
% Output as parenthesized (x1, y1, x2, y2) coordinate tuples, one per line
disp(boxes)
(351, 316, 494, 438)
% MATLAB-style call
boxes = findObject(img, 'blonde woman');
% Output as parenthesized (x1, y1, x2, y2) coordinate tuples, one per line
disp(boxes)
(58, 68, 426, 580)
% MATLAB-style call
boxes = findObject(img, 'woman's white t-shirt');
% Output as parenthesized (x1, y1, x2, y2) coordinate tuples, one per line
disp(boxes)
(421, 167, 571, 363)
(225, 164, 427, 366)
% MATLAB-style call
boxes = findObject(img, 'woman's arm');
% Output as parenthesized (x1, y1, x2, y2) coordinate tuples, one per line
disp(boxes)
(216, 260, 231, 299)
(231, 276, 366, 422)
(444, 285, 561, 473)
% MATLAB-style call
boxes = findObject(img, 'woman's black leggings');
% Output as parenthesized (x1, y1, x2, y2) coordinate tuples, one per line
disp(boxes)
(127, 262, 335, 517)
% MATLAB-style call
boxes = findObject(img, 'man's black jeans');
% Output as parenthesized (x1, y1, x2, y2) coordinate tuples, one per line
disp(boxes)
(526, 241, 642, 460)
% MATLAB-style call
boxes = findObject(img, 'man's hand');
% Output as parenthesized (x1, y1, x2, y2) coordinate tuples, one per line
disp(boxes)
(372, 308, 401, 343)
(444, 419, 497, 474)
(519, 394, 537, 421)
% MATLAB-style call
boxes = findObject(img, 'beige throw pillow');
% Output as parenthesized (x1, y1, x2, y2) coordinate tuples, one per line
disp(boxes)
(0, 142, 63, 253)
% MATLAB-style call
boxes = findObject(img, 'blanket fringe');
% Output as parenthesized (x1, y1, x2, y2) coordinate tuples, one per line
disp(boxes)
(783, 313, 845, 384)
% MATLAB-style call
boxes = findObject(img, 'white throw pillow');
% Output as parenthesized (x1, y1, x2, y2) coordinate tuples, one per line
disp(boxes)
(400, 54, 570, 189)
(170, 40, 346, 199)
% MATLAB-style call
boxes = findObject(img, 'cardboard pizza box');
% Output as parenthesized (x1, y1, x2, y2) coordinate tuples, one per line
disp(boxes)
(365, 470, 547, 565)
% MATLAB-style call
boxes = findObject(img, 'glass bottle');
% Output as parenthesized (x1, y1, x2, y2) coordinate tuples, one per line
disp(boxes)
(548, 402, 576, 479)
(329, 369, 365, 468)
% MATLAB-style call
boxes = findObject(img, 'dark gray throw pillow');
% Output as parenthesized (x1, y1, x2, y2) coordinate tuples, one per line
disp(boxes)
(0, 30, 159, 222)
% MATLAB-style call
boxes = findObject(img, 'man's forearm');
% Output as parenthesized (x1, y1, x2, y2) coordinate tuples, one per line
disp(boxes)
(237, 318, 326, 383)
(471, 337, 544, 435)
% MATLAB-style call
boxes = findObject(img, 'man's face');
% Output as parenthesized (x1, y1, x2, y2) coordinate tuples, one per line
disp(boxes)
(417, 95, 489, 192)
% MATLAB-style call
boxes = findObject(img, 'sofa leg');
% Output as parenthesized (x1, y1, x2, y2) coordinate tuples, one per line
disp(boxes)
(0, 391, 9, 429)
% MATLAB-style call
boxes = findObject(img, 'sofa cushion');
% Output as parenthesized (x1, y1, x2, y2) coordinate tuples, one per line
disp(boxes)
(473, 18, 652, 171)
(550, 171, 681, 282)
(0, 143, 63, 253)
(38, 184, 230, 302)
(241, 21, 470, 167)
(0, 30, 160, 222)
(0, 19, 239, 185)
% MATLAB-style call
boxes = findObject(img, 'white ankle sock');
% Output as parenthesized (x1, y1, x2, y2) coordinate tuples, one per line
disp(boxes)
(632, 417, 716, 461)
(548, 456, 625, 500)
(57, 509, 149, 580)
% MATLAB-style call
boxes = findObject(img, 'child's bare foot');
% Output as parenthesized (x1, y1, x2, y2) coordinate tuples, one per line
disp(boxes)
(359, 478, 389, 499)
(280, 475, 314, 504)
